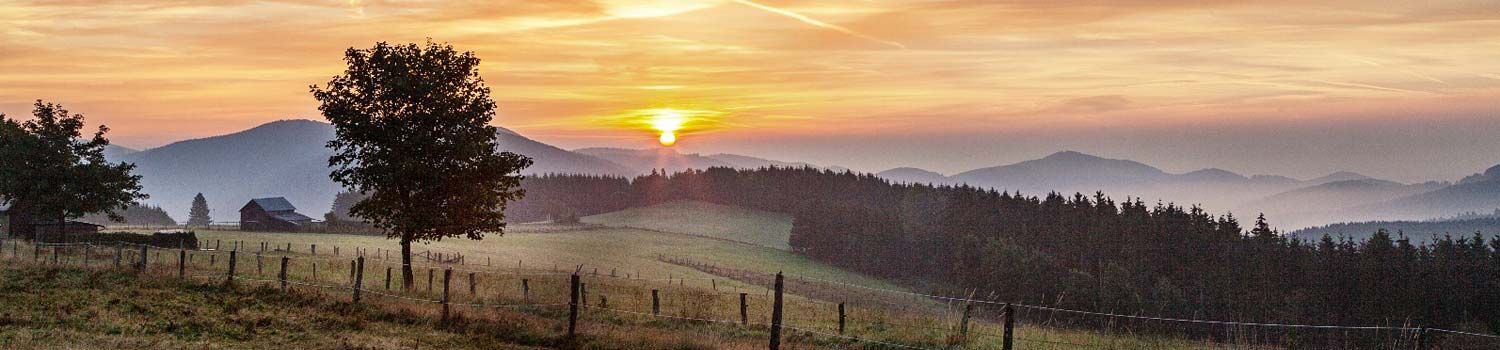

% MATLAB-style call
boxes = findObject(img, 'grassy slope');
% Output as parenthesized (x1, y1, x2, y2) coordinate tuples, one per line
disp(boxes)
(0, 266, 553, 349)
(580, 200, 793, 250)
(180, 224, 905, 295)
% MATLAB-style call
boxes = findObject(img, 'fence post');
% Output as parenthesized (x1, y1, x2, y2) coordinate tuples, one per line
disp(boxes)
(568, 274, 580, 338)
(1416, 327, 1429, 350)
(312, 262, 317, 281)
(257, 253, 263, 275)
(279, 256, 289, 292)
(311, 244, 316, 256)
(960, 303, 972, 338)
(522, 279, 530, 301)
(770, 272, 783, 350)
(427, 268, 434, 291)
(441, 268, 452, 325)
(385, 267, 392, 290)
(138, 244, 147, 271)
(211, 254, 216, 267)
(1002, 303, 1014, 350)
(83, 244, 91, 265)
(581, 283, 588, 309)
(215, 239, 220, 250)
(114, 242, 122, 268)
(353, 257, 365, 305)
(838, 302, 846, 335)
(178, 249, 186, 278)
(468, 272, 477, 296)
(652, 289, 660, 316)
(740, 293, 749, 326)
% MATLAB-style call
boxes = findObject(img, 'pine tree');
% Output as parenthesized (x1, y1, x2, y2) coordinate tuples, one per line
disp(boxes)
(187, 192, 211, 227)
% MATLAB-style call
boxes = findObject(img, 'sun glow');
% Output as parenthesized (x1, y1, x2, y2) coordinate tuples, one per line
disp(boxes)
(651, 109, 687, 146)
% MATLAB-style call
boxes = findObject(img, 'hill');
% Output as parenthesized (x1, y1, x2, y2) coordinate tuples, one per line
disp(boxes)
(1369, 164, 1500, 218)
(950, 151, 1171, 195)
(1239, 179, 1446, 225)
(1290, 216, 1500, 242)
(580, 200, 794, 250)
(705, 153, 822, 170)
(875, 167, 949, 185)
(114, 120, 628, 219)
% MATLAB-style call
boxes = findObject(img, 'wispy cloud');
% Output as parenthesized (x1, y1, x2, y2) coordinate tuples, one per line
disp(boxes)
(730, 0, 907, 50)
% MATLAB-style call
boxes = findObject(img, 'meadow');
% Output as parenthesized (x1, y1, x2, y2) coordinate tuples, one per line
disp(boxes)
(0, 199, 1286, 349)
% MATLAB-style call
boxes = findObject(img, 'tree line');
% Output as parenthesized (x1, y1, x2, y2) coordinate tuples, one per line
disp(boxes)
(507, 167, 1500, 336)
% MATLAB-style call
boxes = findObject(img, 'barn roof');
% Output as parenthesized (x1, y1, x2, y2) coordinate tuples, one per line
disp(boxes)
(272, 212, 313, 223)
(249, 197, 297, 212)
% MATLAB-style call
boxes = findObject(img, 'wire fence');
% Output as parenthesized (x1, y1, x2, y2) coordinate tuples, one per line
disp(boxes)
(3, 236, 1498, 350)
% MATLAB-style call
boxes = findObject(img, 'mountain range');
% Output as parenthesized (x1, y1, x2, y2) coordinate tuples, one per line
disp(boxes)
(108, 120, 825, 220)
(107, 120, 1497, 230)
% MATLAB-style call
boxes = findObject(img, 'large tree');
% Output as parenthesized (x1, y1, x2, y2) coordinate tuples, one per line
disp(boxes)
(311, 41, 532, 289)
(0, 100, 145, 239)
(187, 192, 211, 227)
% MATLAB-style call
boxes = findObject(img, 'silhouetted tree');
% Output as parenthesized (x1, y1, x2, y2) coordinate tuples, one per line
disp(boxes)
(187, 193, 211, 226)
(312, 41, 532, 289)
(0, 100, 145, 239)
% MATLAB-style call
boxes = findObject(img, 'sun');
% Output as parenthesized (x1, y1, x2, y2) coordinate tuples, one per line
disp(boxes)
(650, 109, 687, 146)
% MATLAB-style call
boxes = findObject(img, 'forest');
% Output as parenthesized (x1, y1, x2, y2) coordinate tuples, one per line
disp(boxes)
(504, 167, 1499, 334)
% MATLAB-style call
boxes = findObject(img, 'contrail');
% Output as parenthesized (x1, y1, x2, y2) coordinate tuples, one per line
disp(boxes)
(731, 0, 907, 50)
(1312, 80, 1438, 95)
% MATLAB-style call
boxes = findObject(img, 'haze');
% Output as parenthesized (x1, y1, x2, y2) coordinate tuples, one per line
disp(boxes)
(3, 0, 1500, 182)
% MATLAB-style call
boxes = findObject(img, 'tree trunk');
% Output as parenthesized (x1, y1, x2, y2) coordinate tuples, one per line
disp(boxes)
(401, 238, 414, 290)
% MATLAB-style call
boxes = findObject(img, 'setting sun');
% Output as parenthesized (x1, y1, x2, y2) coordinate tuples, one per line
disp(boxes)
(650, 109, 687, 146)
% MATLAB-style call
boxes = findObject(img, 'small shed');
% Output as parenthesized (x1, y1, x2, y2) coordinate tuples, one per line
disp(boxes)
(239, 197, 314, 232)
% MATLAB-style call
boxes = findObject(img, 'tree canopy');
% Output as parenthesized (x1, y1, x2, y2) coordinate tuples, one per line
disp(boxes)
(0, 100, 145, 237)
(311, 41, 532, 288)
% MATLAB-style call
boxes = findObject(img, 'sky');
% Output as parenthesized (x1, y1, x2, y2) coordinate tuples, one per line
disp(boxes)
(2, 0, 1499, 182)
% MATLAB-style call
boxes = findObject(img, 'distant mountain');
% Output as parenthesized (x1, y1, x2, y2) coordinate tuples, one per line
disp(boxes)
(1290, 215, 1500, 243)
(1367, 167, 1500, 219)
(118, 119, 630, 218)
(1177, 168, 1249, 183)
(1240, 179, 1445, 223)
(102, 145, 137, 161)
(706, 153, 821, 170)
(950, 151, 1171, 195)
(575, 147, 735, 175)
(876, 167, 949, 185)
(1306, 171, 1374, 185)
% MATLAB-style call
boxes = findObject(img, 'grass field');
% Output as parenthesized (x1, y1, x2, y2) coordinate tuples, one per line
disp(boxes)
(31, 203, 1248, 349)
(581, 200, 793, 250)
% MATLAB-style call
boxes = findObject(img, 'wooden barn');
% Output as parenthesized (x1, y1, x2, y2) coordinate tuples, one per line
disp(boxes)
(239, 197, 314, 232)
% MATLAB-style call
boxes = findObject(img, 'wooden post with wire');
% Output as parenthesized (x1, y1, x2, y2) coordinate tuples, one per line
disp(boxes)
(652, 289, 660, 316)
(279, 256, 289, 292)
(440, 268, 452, 325)
(960, 303, 972, 338)
(522, 279, 530, 301)
(385, 267, 392, 290)
(740, 293, 749, 326)
(178, 249, 186, 278)
(770, 272, 784, 350)
(1002, 303, 1014, 350)
(468, 272, 476, 296)
(225, 250, 237, 287)
(839, 302, 847, 335)
(353, 257, 365, 305)
(138, 245, 148, 271)
(568, 274, 580, 338)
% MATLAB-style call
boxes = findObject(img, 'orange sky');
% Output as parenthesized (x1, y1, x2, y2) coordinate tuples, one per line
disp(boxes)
(3, 1, 1500, 179)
